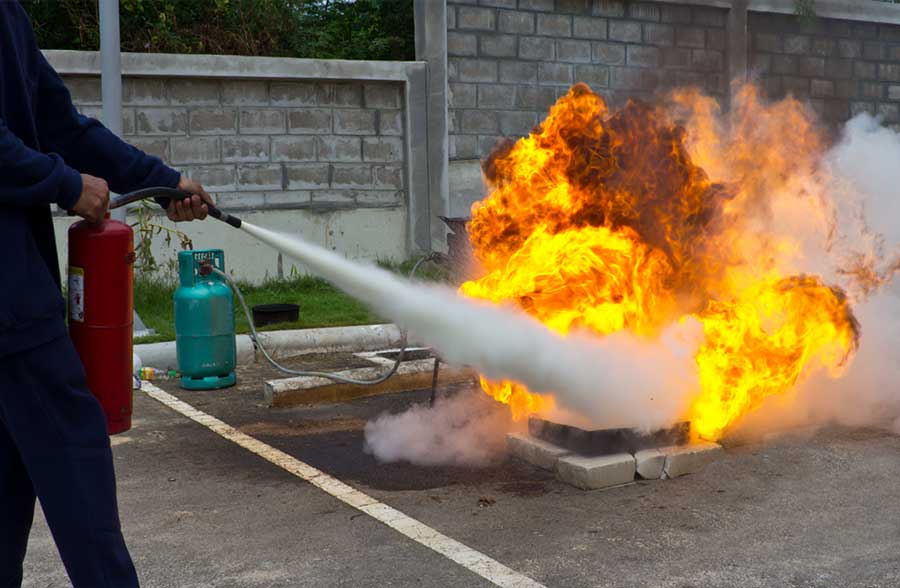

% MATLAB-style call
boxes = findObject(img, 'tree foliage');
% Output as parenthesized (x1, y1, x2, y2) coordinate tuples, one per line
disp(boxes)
(23, 0, 415, 61)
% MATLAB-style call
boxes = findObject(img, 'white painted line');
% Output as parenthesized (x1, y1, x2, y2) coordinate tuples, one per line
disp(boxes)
(141, 382, 547, 588)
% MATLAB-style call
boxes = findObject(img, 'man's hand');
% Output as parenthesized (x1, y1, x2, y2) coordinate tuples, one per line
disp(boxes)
(72, 174, 110, 223)
(169, 175, 213, 222)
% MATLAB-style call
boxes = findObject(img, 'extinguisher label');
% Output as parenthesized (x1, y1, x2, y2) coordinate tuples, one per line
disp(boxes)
(68, 266, 85, 323)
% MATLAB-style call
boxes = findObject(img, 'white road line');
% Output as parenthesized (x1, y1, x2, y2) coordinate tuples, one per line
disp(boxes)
(141, 382, 547, 588)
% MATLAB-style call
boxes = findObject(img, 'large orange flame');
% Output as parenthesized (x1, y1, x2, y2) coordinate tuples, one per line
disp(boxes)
(461, 83, 861, 440)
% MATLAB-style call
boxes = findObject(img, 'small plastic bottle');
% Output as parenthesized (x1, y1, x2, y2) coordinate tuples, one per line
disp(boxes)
(140, 367, 179, 381)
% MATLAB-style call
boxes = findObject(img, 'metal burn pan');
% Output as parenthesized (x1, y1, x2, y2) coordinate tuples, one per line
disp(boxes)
(528, 417, 690, 456)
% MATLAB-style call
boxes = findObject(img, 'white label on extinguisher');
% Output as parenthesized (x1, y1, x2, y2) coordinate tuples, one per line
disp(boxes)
(68, 266, 85, 323)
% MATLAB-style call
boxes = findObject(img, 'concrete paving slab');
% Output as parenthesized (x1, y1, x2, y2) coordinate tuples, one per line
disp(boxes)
(634, 448, 666, 479)
(555, 453, 635, 490)
(506, 432, 571, 471)
(662, 442, 724, 478)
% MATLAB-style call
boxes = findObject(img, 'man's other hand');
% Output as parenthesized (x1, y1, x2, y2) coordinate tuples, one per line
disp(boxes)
(169, 175, 213, 222)
(72, 174, 110, 224)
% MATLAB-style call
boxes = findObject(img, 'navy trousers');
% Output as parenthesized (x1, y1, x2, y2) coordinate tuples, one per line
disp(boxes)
(0, 334, 138, 588)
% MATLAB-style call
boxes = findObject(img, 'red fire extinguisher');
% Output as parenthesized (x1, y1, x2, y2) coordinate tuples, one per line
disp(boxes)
(68, 213, 135, 435)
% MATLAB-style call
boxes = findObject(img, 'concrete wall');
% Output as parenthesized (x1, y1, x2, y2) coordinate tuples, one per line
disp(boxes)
(445, 0, 728, 160)
(45, 51, 443, 282)
(749, 10, 900, 127)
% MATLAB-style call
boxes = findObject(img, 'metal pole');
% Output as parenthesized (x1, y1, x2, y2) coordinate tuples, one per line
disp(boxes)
(99, 0, 125, 222)
(100, 0, 154, 337)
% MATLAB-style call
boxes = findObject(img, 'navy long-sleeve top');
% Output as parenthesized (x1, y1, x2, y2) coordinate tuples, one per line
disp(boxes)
(1, 2, 180, 356)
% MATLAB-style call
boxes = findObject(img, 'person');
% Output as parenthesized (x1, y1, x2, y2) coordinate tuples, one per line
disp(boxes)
(0, 3, 212, 587)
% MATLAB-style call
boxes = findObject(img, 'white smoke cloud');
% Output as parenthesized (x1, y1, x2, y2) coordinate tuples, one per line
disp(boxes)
(363, 389, 512, 466)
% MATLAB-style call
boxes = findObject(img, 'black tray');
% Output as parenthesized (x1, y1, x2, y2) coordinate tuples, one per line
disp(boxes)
(528, 417, 690, 456)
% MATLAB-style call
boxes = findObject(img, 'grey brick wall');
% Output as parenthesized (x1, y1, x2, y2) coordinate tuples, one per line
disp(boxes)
(749, 12, 900, 128)
(62, 76, 406, 211)
(447, 0, 727, 159)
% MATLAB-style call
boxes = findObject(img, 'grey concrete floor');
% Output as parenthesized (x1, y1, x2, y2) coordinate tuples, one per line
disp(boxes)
(22, 372, 900, 588)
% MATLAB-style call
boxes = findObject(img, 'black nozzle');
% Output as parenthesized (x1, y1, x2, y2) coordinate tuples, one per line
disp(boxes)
(208, 207, 242, 228)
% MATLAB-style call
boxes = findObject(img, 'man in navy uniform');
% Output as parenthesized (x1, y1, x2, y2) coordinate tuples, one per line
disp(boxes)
(1, 3, 212, 586)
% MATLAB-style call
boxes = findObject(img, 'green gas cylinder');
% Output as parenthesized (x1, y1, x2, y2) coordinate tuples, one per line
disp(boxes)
(174, 249, 237, 390)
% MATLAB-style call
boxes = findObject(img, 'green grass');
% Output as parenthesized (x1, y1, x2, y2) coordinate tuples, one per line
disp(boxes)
(134, 274, 381, 344)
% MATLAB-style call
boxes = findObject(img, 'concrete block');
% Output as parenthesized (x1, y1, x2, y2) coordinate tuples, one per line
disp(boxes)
(515, 85, 556, 110)
(270, 82, 325, 106)
(479, 0, 516, 8)
(676, 26, 705, 49)
(519, 0, 554, 11)
(706, 29, 725, 51)
(457, 59, 498, 82)
(877, 102, 900, 123)
(575, 64, 610, 88)
(773, 55, 799, 75)
(189, 108, 237, 135)
(864, 41, 884, 61)
(782, 76, 810, 97)
(364, 84, 401, 109)
(573, 16, 607, 40)
(264, 191, 312, 208)
(506, 433, 570, 471)
(539, 62, 573, 86)
(237, 164, 283, 191)
(500, 61, 537, 84)
(373, 165, 404, 190)
(627, 2, 659, 22)
(448, 5, 456, 29)
(557, 39, 592, 63)
(592, 0, 624, 17)
(556, 453, 635, 490)
(363, 137, 404, 162)
(783, 34, 810, 55)
(663, 47, 691, 68)
(480, 34, 517, 58)
(498, 10, 534, 35)
(692, 49, 724, 72)
(634, 449, 666, 480)
(661, 442, 724, 479)
(327, 83, 364, 108)
(855, 62, 877, 80)
(457, 6, 495, 31)
(63, 76, 101, 104)
(627, 45, 659, 67)
(450, 83, 477, 108)
(753, 32, 782, 53)
(184, 165, 236, 192)
(850, 101, 876, 117)
(135, 109, 187, 136)
(130, 138, 169, 161)
(811, 79, 835, 98)
(221, 80, 268, 105)
(222, 136, 271, 163)
(608, 21, 641, 43)
(889, 85, 900, 101)
(272, 136, 318, 162)
(478, 84, 517, 108)
(311, 190, 357, 208)
(478, 134, 503, 157)
(461, 110, 499, 133)
(448, 32, 479, 57)
(519, 36, 555, 61)
(660, 5, 691, 24)
(171, 137, 220, 165)
(123, 78, 167, 105)
(288, 109, 333, 134)
(592, 42, 626, 65)
(333, 110, 377, 135)
(861, 82, 883, 99)
(122, 110, 135, 136)
(215, 192, 265, 210)
(643, 23, 674, 47)
(812, 38, 836, 57)
(378, 110, 404, 136)
(611, 67, 641, 90)
(285, 163, 330, 189)
(449, 135, 478, 160)
(798, 56, 826, 77)
(168, 80, 220, 105)
(316, 136, 361, 162)
(240, 109, 286, 134)
(692, 7, 725, 27)
(825, 58, 852, 79)
(357, 190, 403, 207)
(332, 164, 373, 189)
(499, 111, 537, 136)
(537, 14, 572, 37)
(551, 0, 586, 15)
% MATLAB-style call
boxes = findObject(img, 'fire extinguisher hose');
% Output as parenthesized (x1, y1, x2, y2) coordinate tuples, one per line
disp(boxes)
(109, 187, 244, 228)
(208, 254, 441, 386)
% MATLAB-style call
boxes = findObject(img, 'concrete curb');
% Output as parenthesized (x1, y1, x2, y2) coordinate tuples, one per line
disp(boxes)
(135, 324, 403, 369)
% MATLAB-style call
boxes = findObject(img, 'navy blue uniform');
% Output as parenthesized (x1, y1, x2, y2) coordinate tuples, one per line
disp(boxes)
(0, 3, 180, 586)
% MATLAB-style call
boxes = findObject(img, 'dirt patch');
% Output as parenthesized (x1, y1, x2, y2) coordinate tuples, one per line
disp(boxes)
(496, 481, 550, 498)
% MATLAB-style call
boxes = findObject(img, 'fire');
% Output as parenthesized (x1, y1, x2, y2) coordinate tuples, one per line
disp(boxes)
(461, 83, 861, 440)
